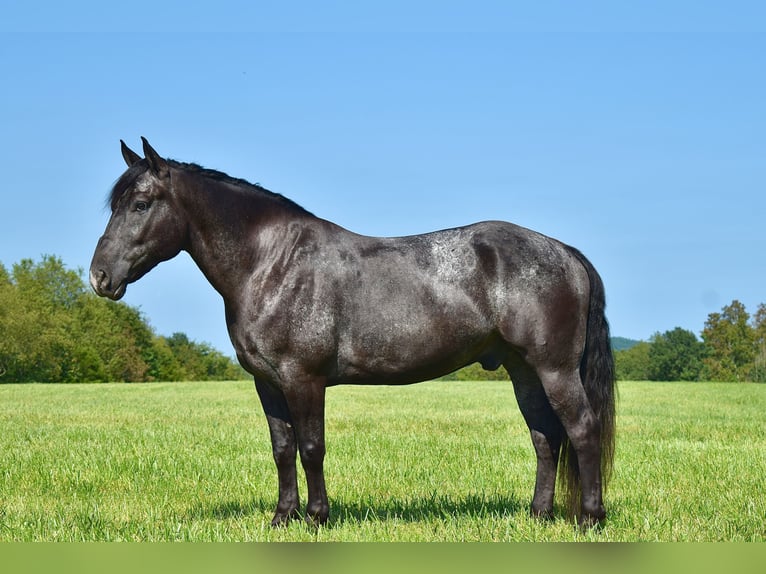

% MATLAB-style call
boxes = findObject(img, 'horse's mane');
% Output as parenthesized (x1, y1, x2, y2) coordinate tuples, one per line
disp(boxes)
(108, 159, 313, 216)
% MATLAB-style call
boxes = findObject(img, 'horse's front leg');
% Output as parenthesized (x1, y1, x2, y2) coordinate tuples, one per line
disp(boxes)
(254, 379, 300, 526)
(283, 378, 329, 525)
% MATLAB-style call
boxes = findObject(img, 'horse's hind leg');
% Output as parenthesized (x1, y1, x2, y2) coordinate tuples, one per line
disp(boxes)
(537, 367, 605, 525)
(506, 360, 563, 519)
(254, 379, 300, 526)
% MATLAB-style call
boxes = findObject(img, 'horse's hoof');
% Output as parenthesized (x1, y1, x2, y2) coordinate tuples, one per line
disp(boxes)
(304, 511, 329, 528)
(578, 510, 606, 529)
(270, 508, 300, 527)
(530, 506, 554, 521)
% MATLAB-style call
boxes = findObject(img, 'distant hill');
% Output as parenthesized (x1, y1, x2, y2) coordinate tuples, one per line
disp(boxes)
(611, 337, 642, 351)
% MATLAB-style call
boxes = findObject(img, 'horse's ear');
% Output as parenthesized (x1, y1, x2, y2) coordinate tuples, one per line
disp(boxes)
(141, 137, 169, 178)
(120, 140, 142, 167)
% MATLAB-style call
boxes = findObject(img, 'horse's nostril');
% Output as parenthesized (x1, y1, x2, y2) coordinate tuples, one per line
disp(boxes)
(89, 268, 109, 292)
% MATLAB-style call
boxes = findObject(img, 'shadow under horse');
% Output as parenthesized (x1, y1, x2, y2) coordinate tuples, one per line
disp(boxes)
(90, 138, 616, 527)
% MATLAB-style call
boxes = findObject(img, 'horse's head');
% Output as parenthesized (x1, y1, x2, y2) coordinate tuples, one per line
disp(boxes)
(90, 138, 187, 300)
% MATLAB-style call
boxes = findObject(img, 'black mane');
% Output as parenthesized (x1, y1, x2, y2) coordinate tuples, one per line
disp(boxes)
(109, 159, 313, 216)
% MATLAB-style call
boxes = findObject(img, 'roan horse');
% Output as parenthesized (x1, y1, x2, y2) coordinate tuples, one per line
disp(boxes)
(90, 138, 615, 527)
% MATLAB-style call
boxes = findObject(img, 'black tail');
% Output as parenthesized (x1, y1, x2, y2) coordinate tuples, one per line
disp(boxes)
(559, 247, 616, 518)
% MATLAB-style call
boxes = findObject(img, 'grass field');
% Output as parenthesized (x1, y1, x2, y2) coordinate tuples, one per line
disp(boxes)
(0, 380, 764, 541)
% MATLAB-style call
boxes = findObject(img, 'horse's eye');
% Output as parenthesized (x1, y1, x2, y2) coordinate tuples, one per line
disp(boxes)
(135, 201, 149, 212)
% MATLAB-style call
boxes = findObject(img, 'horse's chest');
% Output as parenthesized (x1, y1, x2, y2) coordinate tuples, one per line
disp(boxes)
(228, 329, 279, 381)
(226, 300, 336, 381)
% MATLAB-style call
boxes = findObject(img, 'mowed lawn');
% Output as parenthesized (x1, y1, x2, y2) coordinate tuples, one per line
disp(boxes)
(0, 380, 763, 541)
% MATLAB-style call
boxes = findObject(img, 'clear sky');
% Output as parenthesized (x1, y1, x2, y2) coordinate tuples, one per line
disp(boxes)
(2, 1, 764, 356)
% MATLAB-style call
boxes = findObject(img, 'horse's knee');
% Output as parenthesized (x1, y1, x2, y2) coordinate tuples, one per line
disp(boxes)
(299, 440, 325, 466)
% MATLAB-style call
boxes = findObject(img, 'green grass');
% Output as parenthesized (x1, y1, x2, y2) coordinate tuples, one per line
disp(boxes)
(0, 380, 764, 541)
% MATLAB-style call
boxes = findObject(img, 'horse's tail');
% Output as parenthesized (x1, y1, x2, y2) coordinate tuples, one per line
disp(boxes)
(559, 247, 616, 518)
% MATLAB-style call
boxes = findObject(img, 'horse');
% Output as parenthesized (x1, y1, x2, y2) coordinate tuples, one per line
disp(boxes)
(90, 137, 615, 527)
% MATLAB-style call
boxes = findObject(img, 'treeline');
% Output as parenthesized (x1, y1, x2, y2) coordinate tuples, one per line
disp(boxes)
(616, 300, 766, 382)
(0, 256, 248, 383)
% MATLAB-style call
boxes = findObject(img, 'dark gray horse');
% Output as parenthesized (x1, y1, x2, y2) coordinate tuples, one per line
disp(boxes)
(90, 138, 615, 527)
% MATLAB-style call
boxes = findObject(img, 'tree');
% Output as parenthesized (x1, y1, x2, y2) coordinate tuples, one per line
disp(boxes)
(614, 341, 651, 381)
(701, 300, 755, 382)
(0, 256, 80, 382)
(0, 262, 19, 378)
(163, 332, 246, 381)
(11, 255, 84, 311)
(0, 256, 246, 383)
(448, 362, 510, 381)
(149, 336, 185, 382)
(647, 328, 703, 381)
(752, 303, 766, 383)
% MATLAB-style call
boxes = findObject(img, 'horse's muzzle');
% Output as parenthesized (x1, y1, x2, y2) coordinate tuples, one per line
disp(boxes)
(89, 268, 127, 301)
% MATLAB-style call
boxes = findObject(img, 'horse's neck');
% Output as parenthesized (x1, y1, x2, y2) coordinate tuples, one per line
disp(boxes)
(178, 174, 307, 302)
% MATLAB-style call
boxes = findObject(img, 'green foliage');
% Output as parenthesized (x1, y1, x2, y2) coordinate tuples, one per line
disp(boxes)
(615, 302, 766, 383)
(753, 304, 766, 383)
(647, 328, 704, 381)
(615, 341, 651, 381)
(162, 332, 247, 381)
(0, 256, 247, 383)
(439, 361, 510, 382)
(0, 256, 83, 382)
(702, 300, 759, 382)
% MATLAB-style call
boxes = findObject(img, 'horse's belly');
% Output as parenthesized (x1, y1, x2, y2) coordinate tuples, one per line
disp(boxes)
(333, 298, 495, 384)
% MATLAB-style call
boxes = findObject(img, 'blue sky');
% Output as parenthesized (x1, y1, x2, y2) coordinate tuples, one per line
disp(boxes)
(2, 1, 765, 356)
